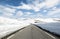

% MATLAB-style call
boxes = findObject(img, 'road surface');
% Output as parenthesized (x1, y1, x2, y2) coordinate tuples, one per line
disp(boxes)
(4, 24, 60, 39)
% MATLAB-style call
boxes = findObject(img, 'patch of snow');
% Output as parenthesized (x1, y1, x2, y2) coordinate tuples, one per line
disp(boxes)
(0, 16, 30, 38)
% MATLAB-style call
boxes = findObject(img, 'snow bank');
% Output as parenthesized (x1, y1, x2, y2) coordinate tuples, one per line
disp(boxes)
(0, 16, 30, 38)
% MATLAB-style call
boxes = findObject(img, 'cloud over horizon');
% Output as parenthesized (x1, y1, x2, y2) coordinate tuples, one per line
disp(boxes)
(0, 0, 60, 19)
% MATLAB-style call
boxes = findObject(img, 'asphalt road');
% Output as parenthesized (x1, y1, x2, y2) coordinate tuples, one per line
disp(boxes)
(6, 24, 59, 39)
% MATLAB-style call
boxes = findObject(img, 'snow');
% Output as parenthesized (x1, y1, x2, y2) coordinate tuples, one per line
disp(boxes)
(0, 17, 59, 38)
(34, 18, 60, 35)
(35, 22, 60, 35)
(0, 16, 32, 38)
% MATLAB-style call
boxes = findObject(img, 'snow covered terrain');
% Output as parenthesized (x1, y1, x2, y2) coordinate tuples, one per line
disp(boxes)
(0, 16, 60, 38)
(0, 16, 34, 38)
(34, 18, 60, 35)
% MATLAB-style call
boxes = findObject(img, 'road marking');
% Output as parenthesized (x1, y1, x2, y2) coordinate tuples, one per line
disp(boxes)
(7, 35, 14, 39)
(45, 32, 56, 39)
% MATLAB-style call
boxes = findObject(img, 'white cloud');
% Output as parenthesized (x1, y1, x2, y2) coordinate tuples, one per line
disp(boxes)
(0, 5, 16, 16)
(31, 0, 45, 12)
(24, 12, 32, 16)
(0, 5, 15, 13)
(16, 0, 59, 12)
(4, 8, 15, 13)
(34, 0, 59, 10)
(45, 0, 59, 8)
(17, 3, 31, 10)
(26, 12, 32, 15)
(43, 10, 47, 12)
(37, 13, 43, 17)
(3, 13, 13, 16)
(0, 0, 59, 19)
(17, 1, 45, 12)
(48, 8, 60, 16)
(16, 11, 23, 16)
(52, 7, 57, 10)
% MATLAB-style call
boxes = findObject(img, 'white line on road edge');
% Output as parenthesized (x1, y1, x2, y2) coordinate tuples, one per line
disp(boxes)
(7, 35, 14, 39)
(45, 32, 56, 39)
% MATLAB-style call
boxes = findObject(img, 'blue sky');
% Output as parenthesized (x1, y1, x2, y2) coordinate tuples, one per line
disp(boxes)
(0, 0, 60, 19)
